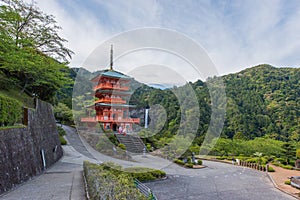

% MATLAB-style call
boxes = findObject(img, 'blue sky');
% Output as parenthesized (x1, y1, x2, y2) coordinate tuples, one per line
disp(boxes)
(33, 0, 300, 81)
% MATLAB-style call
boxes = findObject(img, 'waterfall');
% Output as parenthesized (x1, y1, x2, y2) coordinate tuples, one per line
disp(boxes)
(145, 108, 149, 128)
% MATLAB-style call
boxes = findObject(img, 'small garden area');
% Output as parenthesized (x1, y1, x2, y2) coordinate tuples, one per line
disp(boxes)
(173, 154, 203, 169)
(83, 161, 166, 200)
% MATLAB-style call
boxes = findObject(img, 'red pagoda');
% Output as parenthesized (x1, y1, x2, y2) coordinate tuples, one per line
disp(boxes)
(81, 46, 140, 132)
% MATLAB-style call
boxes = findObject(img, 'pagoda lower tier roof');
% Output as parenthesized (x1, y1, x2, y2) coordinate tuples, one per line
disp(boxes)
(95, 89, 132, 95)
(96, 103, 136, 107)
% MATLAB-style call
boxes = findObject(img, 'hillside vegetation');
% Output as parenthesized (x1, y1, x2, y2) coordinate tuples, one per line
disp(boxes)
(0, 0, 73, 104)
(129, 64, 299, 142)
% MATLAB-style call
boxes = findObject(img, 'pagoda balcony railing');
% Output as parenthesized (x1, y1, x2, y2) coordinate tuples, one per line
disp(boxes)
(93, 83, 129, 91)
(95, 98, 126, 104)
(81, 117, 140, 123)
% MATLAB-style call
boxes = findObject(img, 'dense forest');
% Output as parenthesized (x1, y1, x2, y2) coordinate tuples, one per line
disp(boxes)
(65, 65, 299, 146)
(126, 65, 299, 144)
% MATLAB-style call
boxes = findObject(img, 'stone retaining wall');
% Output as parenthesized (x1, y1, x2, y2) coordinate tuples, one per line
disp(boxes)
(0, 99, 63, 194)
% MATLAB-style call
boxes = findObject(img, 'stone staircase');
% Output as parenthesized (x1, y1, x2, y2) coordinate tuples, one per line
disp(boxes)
(115, 134, 145, 153)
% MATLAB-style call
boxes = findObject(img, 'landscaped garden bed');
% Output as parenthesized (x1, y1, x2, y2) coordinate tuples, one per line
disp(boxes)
(83, 161, 165, 200)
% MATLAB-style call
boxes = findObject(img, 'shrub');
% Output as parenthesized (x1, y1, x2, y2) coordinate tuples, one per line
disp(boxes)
(285, 180, 291, 185)
(268, 166, 275, 172)
(245, 158, 257, 163)
(196, 160, 203, 165)
(59, 135, 67, 145)
(297, 149, 300, 159)
(146, 143, 152, 151)
(174, 159, 184, 165)
(57, 126, 66, 136)
(281, 165, 293, 170)
(184, 163, 194, 168)
(274, 157, 287, 165)
(107, 134, 118, 145)
(118, 143, 126, 150)
(216, 156, 226, 160)
(0, 95, 22, 126)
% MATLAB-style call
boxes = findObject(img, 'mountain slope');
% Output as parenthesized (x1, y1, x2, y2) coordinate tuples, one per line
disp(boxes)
(222, 64, 299, 140)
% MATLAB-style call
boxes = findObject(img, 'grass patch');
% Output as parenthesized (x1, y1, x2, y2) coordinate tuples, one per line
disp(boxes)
(0, 125, 26, 130)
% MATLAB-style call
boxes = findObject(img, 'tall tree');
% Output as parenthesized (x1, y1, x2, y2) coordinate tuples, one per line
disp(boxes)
(0, 0, 73, 102)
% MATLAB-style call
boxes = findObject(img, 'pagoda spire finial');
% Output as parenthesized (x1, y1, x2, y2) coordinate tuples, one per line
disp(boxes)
(110, 44, 113, 71)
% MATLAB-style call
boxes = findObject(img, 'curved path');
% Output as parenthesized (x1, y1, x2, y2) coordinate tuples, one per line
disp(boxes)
(0, 126, 296, 200)
(145, 161, 294, 200)
(76, 128, 296, 199)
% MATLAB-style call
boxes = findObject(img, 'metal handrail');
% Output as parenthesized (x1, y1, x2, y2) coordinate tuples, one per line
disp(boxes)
(134, 179, 157, 200)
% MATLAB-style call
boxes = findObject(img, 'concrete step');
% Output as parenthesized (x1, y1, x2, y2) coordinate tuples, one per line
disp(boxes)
(115, 134, 146, 153)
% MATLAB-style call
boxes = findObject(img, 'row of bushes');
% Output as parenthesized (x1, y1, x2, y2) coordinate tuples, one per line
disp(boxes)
(83, 161, 165, 200)
(0, 94, 23, 126)
(217, 155, 295, 169)
(272, 162, 293, 170)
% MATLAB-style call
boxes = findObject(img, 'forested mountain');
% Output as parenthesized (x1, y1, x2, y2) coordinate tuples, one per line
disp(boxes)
(129, 64, 300, 144)
(63, 65, 299, 145)
(222, 65, 299, 141)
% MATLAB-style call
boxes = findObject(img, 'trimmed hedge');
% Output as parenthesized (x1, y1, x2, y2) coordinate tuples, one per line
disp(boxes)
(124, 167, 166, 181)
(0, 94, 22, 126)
(83, 161, 148, 200)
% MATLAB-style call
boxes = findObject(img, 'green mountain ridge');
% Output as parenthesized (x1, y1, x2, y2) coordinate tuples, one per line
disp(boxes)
(61, 64, 299, 143)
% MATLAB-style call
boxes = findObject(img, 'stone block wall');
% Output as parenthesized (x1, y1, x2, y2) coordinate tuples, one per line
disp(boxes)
(0, 99, 63, 194)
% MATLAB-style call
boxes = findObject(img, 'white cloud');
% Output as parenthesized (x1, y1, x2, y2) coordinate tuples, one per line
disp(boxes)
(31, 0, 300, 79)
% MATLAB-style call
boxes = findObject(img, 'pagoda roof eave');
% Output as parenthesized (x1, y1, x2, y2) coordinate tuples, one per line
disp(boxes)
(95, 89, 133, 95)
(95, 103, 136, 108)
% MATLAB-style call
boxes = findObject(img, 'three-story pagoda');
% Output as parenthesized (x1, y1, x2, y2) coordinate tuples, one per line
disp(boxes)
(81, 46, 140, 132)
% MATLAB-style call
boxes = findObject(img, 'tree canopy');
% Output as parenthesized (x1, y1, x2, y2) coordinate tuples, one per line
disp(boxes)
(0, 0, 73, 102)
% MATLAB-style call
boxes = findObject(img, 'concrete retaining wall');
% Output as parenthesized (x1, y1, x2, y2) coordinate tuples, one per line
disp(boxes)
(0, 99, 63, 194)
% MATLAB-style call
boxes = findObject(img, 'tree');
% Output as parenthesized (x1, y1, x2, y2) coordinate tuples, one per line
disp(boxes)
(0, 0, 73, 61)
(54, 103, 73, 125)
(282, 142, 296, 165)
(0, 0, 73, 102)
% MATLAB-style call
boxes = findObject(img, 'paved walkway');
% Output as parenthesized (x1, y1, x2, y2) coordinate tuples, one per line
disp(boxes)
(0, 126, 297, 200)
(269, 164, 300, 196)
(0, 126, 97, 200)
(145, 161, 296, 200)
